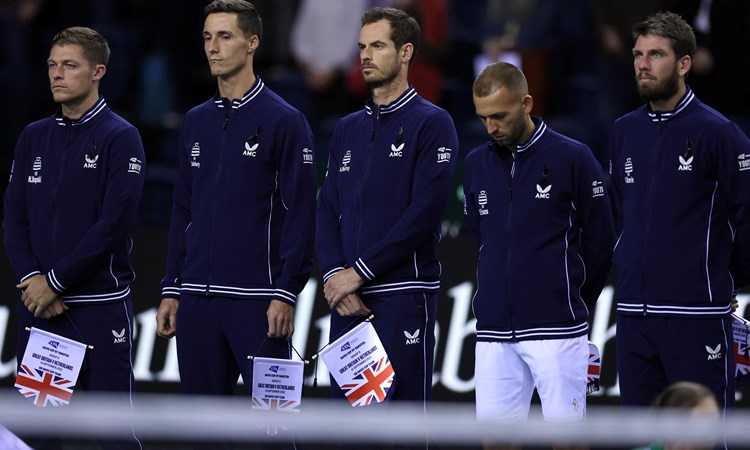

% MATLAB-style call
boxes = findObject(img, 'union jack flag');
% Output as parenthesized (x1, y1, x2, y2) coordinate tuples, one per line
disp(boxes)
(251, 398, 300, 436)
(340, 356, 394, 407)
(586, 342, 601, 395)
(733, 316, 750, 387)
(251, 397, 300, 413)
(14, 364, 74, 407)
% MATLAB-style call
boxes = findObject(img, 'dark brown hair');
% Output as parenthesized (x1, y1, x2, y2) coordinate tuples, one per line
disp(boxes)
(205, 0, 263, 41)
(52, 27, 110, 66)
(362, 7, 420, 65)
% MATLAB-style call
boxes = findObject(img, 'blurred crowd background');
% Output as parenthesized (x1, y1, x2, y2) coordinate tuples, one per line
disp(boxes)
(1, 0, 749, 231)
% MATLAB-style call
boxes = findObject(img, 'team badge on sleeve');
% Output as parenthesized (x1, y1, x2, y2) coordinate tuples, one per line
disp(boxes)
(302, 147, 314, 165)
(624, 157, 635, 184)
(437, 146, 452, 163)
(738, 154, 750, 172)
(27, 157, 42, 184)
(592, 180, 604, 198)
(128, 157, 142, 174)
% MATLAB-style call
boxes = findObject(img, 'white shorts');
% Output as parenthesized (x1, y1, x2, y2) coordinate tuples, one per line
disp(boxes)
(475, 336, 588, 422)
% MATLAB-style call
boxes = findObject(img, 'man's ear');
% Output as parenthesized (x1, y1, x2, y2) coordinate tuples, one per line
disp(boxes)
(678, 54, 691, 77)
(93, 64, 106, 81)
(248, 34, 259, 54)
(522, 94, 534, 114)
(401, 43, 414, 65)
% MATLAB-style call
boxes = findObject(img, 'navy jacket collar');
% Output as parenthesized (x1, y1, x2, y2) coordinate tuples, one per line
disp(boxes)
(646, 87, 695, 123)
(490, 116, 548, 155)
(213, 76, 265, 111)
(55, 97, 108, 127)
(365, 86, 418, 117)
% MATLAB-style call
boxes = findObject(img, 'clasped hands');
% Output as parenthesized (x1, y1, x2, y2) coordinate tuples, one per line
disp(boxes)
(323, 268, 371, 317)
(17, 274, 67, 319)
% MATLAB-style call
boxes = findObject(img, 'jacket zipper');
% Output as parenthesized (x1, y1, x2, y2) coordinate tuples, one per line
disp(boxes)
(641, 115, 664, 315)
(354, 109, 378, 257)
(207, 104, 231, 294)
(51, 122, 74, 265)
(506, 150, 517, 338)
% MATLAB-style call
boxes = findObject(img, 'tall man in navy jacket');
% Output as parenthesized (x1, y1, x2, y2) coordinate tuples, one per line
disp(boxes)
(609, 11, 750, 410)
(464, 62, 615, 450)
(3, 27, 145, 449)
(316, 7, 458, 439)
(155, 0, 317, 435)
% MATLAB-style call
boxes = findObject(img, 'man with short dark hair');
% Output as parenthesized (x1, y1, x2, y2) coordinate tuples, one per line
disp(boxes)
(464, 61, 615, 450)
(316, 8, 458, 449)
(3, 26, 145, 450)
(609, 11, 750, 410)
(155, 0, 317, 438)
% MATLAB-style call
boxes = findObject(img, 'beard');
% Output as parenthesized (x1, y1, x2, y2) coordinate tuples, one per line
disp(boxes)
(636, 68, 680, 104)
(363, 60, 400, 89)
(492, 114, 526, 149)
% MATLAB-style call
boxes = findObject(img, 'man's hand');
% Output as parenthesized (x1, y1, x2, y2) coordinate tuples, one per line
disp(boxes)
(40, 299, 68, 319)
(156, 298, 179, 338)
(17, 275, 57, 318)
(332, 293, 371, 317)
(732, 295, 739, 313)
(267, 300, 294, 340)
(324, 268, 364, 306)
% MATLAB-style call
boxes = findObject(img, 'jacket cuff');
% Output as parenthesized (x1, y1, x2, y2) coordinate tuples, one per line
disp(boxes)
(20, 271, 41, 283)
(322, 266, 345, 284)
(46, 270, 65, 294)
(353, 258, 375, 281)
(161, 286, 181, 300)
(274, 288, 297, 306)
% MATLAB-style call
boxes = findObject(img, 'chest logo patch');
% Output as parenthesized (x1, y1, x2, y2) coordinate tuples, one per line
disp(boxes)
(243, 141, 258, 157)
(535, 184, 551, 199)
(83, 142, 98, 169)
(389, 142, 404, 158)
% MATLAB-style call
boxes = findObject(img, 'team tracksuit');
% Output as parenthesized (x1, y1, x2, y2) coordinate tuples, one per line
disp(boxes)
(3, 98, 145, 449)
(463, 117, 616, 343)
(316, 87, 459, 405)
(609, 88, 750, 407)
(161, 77, 317, 396)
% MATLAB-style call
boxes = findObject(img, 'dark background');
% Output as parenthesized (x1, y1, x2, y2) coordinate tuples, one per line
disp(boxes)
(1, 0, 750, 410)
